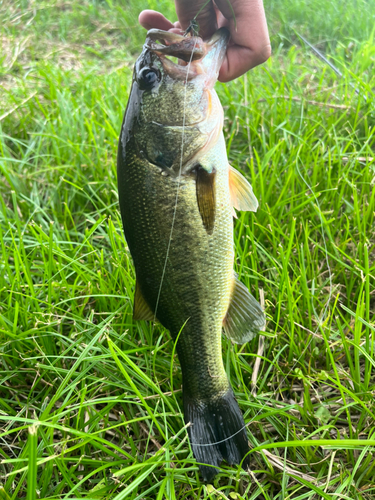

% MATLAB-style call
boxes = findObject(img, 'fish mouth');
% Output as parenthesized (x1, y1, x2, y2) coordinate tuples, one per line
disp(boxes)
(146, 29, 206, 62)
(145, 28, 230, 83)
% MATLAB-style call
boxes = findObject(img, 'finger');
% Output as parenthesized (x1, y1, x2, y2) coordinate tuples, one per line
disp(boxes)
(215, 9, 229, 29)
(174, 0, 217, 39)
(215, 0, 271, 81)
(138, 10, 175, 31)
(218, 46, 264, 82)
(169, 28, 185, 35)
(218, 41, 271, 82)
(169, 21, 184, 35)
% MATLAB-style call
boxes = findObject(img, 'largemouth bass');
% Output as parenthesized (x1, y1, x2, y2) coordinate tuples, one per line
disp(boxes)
(117, 27, 266, 481)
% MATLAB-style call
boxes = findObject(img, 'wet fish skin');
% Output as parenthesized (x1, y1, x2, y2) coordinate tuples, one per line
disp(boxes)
(117, 28, 265, 481)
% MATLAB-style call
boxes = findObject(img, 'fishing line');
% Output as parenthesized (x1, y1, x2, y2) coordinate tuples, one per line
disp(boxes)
(193, 424, 248, 447)
(153, 37, 199, 323)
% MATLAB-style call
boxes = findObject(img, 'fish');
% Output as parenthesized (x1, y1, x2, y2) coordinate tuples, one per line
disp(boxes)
(117, 27, 266, 481)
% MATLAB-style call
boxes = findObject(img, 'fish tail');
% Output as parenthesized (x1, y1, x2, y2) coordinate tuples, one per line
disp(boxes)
(184, 389, 250, 481)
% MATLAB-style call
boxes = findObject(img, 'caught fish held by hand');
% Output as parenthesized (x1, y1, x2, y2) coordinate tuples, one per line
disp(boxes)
(117, 27, 266, 481)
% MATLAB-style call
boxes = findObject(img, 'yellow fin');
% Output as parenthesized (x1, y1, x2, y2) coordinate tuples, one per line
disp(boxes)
(223, 275, 265, 344)
(196, 166, 216, 235)
(229, 166, 258, 212)
(133, 280, 155, 321)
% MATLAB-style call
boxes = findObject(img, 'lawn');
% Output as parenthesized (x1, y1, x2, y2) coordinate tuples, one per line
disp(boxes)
(0, 0, 374, 498)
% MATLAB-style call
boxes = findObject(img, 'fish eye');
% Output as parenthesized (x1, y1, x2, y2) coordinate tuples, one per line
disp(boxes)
(138, 67, 160, 90)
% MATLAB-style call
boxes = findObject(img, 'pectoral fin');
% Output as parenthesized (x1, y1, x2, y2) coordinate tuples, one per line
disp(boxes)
(223, 275, 266, 344)
(133, 280, 156, 321)
(229, 166, 258, 212)
(196, 166, 216, 235)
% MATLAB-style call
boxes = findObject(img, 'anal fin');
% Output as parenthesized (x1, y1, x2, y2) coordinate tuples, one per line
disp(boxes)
(223, 275, 265, 344)
(229, 165, 258, 213)
(133, 279, 156, 322)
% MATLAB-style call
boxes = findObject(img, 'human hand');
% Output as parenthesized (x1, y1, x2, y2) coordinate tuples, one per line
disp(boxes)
(139, 0, 271, 82)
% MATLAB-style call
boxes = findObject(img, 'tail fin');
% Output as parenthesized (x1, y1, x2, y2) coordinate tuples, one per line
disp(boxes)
(184, 389, 250, 481)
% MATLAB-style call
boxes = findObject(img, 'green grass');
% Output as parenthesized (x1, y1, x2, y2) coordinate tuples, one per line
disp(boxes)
(1, 0, 375, 498)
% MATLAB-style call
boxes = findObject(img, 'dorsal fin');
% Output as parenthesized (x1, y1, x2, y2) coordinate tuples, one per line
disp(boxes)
(223, 275, 265, 344)
(229, 166, 258, 212)
(133, 279, 156, 321)
(196, 166, 216, 235)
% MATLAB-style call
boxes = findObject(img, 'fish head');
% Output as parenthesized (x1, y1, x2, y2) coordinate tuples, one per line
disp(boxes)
(123, 28, 229, 174)
(135, 28, 229, 122)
